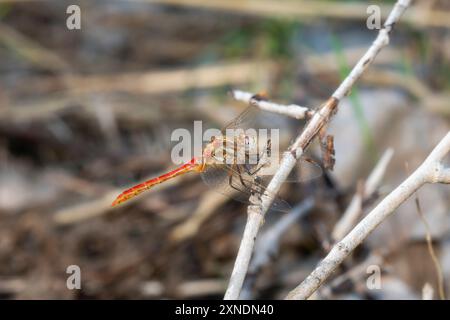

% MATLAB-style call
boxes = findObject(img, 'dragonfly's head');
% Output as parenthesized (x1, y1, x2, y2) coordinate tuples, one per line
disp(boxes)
(201, 141, 215, 160)
(202, 135, 227, 163)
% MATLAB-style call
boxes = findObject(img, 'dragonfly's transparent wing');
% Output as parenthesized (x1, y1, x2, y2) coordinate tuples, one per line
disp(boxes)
(211, 100, 323, 201)
(298, 157, 324, 182)
(257, 150, 323, 183)
(222, 104, 323, 183)
(200, 164, 291, 213)
(284, 156, 323, 183)
(223, 103, 294, 133)
(223, 105, 258, 131)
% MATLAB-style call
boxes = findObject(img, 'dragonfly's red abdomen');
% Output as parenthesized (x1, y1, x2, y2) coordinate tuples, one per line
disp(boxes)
(111, 158, 203, 206)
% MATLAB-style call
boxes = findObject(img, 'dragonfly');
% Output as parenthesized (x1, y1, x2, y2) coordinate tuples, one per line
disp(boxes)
(112, 99, 322, 211)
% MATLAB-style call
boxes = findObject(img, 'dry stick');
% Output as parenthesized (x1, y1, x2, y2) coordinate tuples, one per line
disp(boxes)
(0, 22, 70, 72)
(318, 253, 383, 299)
(422, 283, 434, 300)
(169, 191, 231, 242)
(149, 0, 450, 29)
(414, 195, 446, 300)
(240, 198, 315, 299)
(332, 148, 394, 242)
(224, 0, 412, 300)
(286, 132, 450, 299)
(231, 90, 313, 120)
(23, 61, 272, 96)
(53, 168, 197, 225)
(2, 61, 272, 121)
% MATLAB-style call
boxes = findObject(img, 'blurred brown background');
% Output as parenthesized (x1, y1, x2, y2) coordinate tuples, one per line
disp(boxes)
(0, 0, 449, 299)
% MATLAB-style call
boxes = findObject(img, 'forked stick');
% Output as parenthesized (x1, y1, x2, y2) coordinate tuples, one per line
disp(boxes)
(224, 0, 412, 300)
(286, 132, 450, 299)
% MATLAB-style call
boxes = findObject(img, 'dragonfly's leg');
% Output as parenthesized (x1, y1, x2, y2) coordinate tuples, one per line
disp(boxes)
(246, 159, 269, 176)
(243, 163, 254, 175)
(248, 163, 266, 176)
(236, 165, 264, 201)
(246, 139, 272, 176)
(243, 156, 265, 176)
(266, 139, 272, 157)
(235, 164, 251, 191)
(228, 169, 243, 193)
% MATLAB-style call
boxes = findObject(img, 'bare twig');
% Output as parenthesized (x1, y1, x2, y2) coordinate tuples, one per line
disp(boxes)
(422, 283, 434, 300)
(318, 253, 384, 299)
(332, 148, 394, 242)
(53, 167, 197, 225)
(231, 90, 313, 120)
(414, 194, 446, 300)
(240, 198, 314, 299)
(169, 191, 231, 243)
(224, 0, 411, 300)
(149, 0, 450, 29)
(286, 132, 450, 299)
(0, 278, 26, 295)
(176, 279, 227, 298)
(15, 61, 273, 96)
(0, 22, 69, 72)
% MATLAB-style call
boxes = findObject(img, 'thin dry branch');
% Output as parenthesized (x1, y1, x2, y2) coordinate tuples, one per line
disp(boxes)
(53, 168, 197, 225)
(169, 191, 231, 243)
(318, 253, 384, 298)
(332, 148, 394, 242)
(18, 61, 273, 96)
(149, 0, 450, 29)
(231, 90, 313, 120)
(0, 22, 69, 71)
(224, 0, 412, 300)
(286, 132, 450, 299)
(422, 283, 434, 300)
(241, 198, 314, 299)
(414, 194, 446, 300)
(1, 61, 273, 124)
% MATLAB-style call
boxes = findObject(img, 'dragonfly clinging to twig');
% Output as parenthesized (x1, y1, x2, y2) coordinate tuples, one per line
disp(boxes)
(112, 99, 323, 212)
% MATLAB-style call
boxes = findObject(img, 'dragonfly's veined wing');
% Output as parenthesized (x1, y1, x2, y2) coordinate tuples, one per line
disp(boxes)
(215, 147, 324, 183)
(200, 163, 292, 213)
(221, 103, 324, 183)
(199, 135, 323, 212)
(223, 101, 294, 132)
(286, 154, 323, 183)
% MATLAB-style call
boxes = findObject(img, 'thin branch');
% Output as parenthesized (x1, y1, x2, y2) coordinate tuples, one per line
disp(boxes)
(231, 90, 313, 119)
(414, 193, 446, 300)
(318, 253, 383, 299)
(224, 0, 412, 300)
(332, 148, 394, 242)
(422, 283, 434, 300)
(240, 198, 314, 299)
(149, 0, 450, 29)
(54, 168, 197, 225)
(286, 132, 450, 300)
(0, 22, 70, 72)
(169, 191, 231, 242)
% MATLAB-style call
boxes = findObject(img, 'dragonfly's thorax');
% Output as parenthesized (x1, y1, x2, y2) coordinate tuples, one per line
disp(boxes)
(202, 134, 260, 165)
